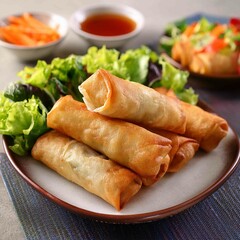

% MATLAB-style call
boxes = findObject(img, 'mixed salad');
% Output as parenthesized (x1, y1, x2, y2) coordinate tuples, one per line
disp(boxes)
(0, 45, 198, 156)
(160, 17, 240, 58)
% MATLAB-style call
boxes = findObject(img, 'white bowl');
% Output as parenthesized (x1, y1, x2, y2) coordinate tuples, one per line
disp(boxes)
(69, 3, 144, 48)
(0, 12, 68, 61)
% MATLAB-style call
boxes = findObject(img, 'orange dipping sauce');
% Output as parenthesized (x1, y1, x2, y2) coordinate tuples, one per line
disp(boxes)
(80, 13, 136, 36)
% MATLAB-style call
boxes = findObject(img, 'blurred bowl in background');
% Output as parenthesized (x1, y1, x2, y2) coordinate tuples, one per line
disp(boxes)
(69, 3, 144, 48)
(0, 12, 68, 61)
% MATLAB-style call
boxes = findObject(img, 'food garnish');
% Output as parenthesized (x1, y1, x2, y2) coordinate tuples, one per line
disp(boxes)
(0, 46, 197, 156)
(0, 13, 60, 46)
(0, 94, 48, 155)
(160, 17, 240, 75)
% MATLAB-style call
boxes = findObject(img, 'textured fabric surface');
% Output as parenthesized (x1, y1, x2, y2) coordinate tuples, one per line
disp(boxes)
(0, 153, 239, 240)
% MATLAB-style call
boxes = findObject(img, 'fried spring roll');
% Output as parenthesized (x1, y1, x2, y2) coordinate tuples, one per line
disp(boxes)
(154, 87, 229, 152)
(31, 130, 142, 211)
(79, 69, 186, 134)
(181, 101, 228, 152)
(189, 52, 239, 75)
(172, 37, 239, 75)
(152, 130, 199, 172)
(47, 96, 172, 186)
(172, 38, 193, 67)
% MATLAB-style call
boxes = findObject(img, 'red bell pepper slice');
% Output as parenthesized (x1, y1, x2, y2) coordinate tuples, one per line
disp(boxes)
(229, 18, 240, 31)
(203, 38, 227, 53)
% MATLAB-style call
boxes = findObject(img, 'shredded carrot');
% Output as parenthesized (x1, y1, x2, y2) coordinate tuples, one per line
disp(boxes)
(210, 24, 226, 37)
(183, 23, 197, 37)
(0, 13, 60, 46)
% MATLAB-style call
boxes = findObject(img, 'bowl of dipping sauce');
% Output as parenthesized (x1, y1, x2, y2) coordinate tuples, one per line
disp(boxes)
(69, 3, 144, 48)
(0, 12, 68, 61)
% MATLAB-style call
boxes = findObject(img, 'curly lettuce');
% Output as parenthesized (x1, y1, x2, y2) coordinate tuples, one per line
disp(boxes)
(0, 94, 49, 156)
(149, 58, 198, 105)
(81, 45, 158, 84)
(18, 55, 87, 102)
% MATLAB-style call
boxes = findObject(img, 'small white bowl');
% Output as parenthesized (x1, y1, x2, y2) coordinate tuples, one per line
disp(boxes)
(0, 12, 68, 61)
(69, 3, 144, 48)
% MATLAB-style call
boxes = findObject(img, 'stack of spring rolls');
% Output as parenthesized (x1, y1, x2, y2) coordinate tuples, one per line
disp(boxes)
(31, 69, 229, 210)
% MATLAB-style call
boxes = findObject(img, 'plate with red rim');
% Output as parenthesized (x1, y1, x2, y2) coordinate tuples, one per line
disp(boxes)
(2, 100, 240, 224)
(159, 13, 240, 84)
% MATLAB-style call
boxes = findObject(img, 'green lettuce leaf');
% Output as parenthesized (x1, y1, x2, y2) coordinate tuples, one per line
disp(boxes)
(165, 19, 187, 37)
(81, 45, 158, 84)
(0, 94, 49, 156)
(159, 19, 187, 55)
(81, 45, 120, 74)
(194, 17, 215, 34)
(18, 60, 51, 88)
(160, 58, 189, 92)
(118, 46, 158, 83)
(157, 58, 198, 105)
(3, 83, 54, 110)
(17, 55, 87, 102)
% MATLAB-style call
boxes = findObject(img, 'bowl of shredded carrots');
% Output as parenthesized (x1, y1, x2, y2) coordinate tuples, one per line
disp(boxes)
(0, 12, 68, 61)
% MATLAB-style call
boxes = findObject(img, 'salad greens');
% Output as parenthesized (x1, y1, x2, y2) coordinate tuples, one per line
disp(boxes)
(159, 17, 215, 55)
(149, 57, 198, 105)
(159, 19, 187, 55)
(160, 17, 240, 55)
(0, 45, 198, 156)
(18, 55, 87, 103)
(82, 45, 158, 84)
(1, 55, 87, 155)
(4, 83, 54, 110)
(192, 17, 215, 33)
(0, 95, 49, 156)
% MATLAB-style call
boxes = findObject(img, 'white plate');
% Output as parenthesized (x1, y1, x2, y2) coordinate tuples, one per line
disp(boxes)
(2, 104, 240, 223)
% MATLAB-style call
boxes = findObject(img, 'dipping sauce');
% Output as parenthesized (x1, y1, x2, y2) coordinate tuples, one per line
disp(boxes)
(80, 13, 136, 36)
